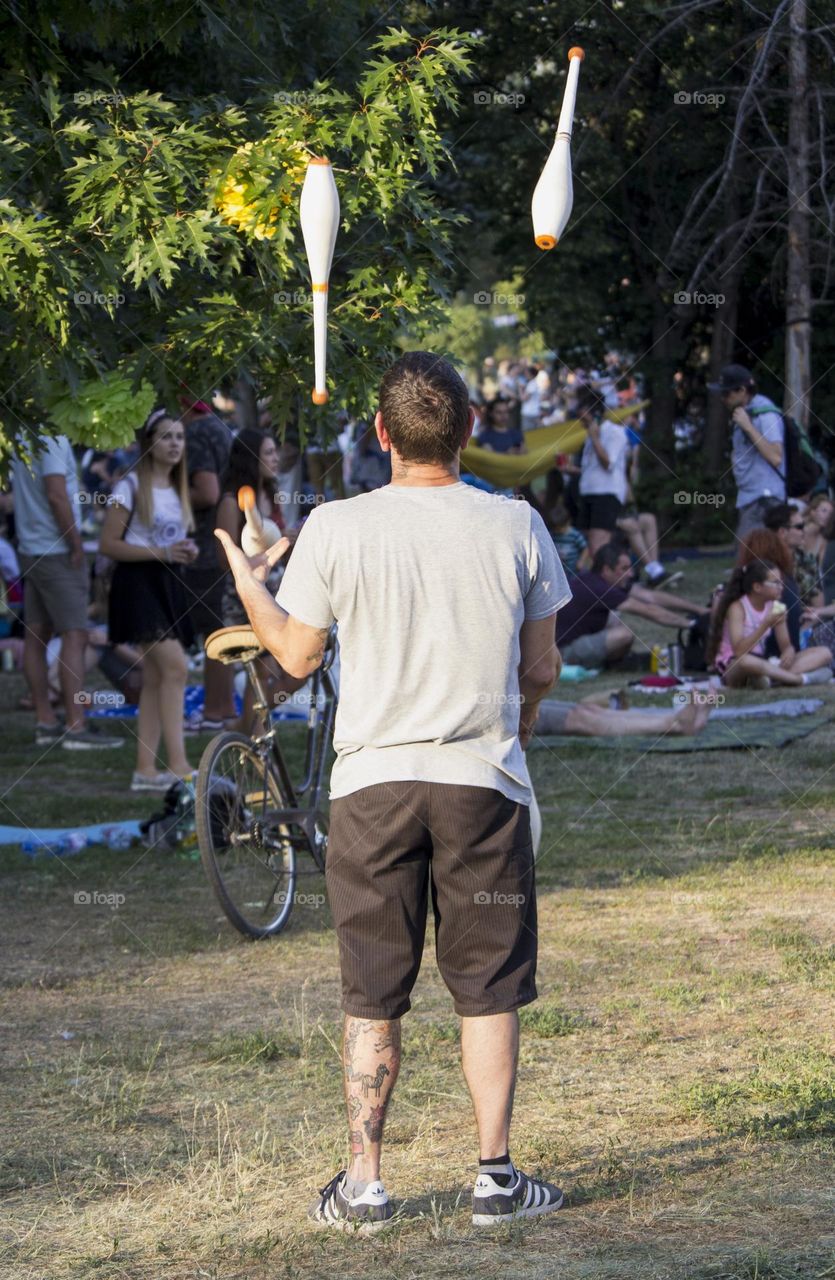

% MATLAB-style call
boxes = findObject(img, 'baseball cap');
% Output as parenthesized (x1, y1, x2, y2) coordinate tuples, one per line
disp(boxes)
(707, 363, 755, 393)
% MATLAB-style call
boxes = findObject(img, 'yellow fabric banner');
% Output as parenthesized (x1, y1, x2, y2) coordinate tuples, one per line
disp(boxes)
(461, 401, 648, 489)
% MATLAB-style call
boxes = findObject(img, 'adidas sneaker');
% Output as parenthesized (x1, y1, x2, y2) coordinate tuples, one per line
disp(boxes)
(308, 1170, 393, 1234)
(472, 1162, 564, 1226)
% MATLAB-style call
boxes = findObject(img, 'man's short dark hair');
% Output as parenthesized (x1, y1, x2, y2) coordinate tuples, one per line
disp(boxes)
(379, 352, 470, 465)
(763, 502, 794, 532)
(592, 542, 630, 574)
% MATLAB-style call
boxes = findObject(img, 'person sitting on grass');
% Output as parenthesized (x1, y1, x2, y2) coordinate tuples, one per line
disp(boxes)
(708, 561, 832, 688)
(557, 542, 708, 670)
(546, 500, 590, 576)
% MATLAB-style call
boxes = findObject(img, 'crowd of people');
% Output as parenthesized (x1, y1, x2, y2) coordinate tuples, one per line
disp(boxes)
(465, 356, 835, 695)
(2, 398, 378, 789)
(3, 356, 834, 781)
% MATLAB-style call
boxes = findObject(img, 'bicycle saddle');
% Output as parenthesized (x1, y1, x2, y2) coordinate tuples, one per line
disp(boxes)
(204, 625, 263, 664)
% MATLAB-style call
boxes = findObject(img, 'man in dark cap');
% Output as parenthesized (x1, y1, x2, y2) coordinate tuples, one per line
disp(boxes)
(707, 364, 785, 538)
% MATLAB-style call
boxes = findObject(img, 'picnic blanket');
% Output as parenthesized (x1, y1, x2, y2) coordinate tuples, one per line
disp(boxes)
(531, 699, 832, 752)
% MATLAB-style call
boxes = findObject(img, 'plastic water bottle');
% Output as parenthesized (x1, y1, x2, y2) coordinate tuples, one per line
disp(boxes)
(21, 838, 60, 857)
(799, 626, 813, 651)
(101, 826, 133, 850)
(60, 832, 88, 855)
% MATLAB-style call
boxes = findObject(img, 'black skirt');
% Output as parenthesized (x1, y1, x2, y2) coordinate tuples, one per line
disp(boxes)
(108, 560, 195, 648)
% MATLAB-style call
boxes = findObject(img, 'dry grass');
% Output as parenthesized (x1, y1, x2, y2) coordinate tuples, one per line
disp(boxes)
(2, 556, 834, 1278)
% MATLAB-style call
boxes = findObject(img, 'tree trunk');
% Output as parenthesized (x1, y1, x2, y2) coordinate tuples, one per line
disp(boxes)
(784, 0, 811, 427)
(642, 293, 689, 536)
(705, 281, 740, 471)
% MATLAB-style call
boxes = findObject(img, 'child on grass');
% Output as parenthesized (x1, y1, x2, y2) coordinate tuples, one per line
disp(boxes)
(547, 500, 590, 577)
(708, 560, 832, 688)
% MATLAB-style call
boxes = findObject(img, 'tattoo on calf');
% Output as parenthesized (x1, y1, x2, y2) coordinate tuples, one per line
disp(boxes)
(373, 1026, 401, 1054)
(363, 1104, 385, 1144)
(350, 1129, 364, 1154)
(347, 1096, 362, 1121)
(346, 1062, 390, 1098)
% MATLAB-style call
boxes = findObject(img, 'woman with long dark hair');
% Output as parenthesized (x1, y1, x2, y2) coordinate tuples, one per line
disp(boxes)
(100, 409, 199, 789)
(215, 429, 304, 731)
(707, 560, 830, 687)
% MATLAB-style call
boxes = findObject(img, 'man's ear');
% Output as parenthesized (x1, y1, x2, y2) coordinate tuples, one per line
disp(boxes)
(461, 405, 476, 450)
(374, 411, 391, 453)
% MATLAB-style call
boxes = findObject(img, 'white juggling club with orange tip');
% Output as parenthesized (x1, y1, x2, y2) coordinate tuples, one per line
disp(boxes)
(531, 47, 585, 250)
(237, 486, 282, 557)
(299, 157, 340, 405)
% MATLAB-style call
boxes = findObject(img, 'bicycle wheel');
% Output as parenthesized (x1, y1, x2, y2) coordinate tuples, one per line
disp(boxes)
(196, 731, 296, 938)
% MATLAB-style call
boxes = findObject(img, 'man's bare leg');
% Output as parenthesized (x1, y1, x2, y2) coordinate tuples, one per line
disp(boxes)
(343, 1017, 401, 1185)
(461, 1012, 518, 1158)
(561, 698, 711, 737)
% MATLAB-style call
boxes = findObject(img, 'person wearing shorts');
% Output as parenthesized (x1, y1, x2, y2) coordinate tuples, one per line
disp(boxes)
(11, 434, 120, 750)
(219, 352, 573, 1232)
(575, 386, 628, 557)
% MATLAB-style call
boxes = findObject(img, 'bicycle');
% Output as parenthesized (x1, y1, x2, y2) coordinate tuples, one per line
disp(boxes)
(195, 624, 337, 939)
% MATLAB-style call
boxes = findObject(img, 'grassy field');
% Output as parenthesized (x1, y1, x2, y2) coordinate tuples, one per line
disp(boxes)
(1, 553, 834, 1280)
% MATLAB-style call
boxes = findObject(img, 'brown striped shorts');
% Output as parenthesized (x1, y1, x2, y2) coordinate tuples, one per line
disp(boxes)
(325, 781, 538, 1019)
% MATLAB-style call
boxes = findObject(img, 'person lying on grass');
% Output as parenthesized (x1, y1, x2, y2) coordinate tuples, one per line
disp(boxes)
(707, 560, 832, 688)
(535, 689, 711, 738)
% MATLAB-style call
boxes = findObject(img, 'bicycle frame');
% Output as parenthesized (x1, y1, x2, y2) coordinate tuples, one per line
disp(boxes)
(242, 633, 337, 872)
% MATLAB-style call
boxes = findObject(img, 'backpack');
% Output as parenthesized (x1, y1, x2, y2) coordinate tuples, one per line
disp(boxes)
(679, 583, 725, 672)
(749, 402, 823, 499)
(139, 779, 197, 852)
(679, 616, 710, 672)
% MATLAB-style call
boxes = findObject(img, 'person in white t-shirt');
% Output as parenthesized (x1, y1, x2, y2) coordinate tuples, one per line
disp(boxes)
(99, 409, 199, 792)
(576, 387, 629, 556)
(217, 351, 572, 1233)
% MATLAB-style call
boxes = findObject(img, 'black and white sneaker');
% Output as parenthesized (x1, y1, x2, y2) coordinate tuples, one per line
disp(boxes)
(308, 1170, 393, 1234)
(472, 1163, 564, 1226)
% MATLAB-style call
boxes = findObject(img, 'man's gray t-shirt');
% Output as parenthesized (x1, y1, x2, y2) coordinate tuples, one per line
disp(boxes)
(276, 482, 571, 804)
(732, 395, 785, 508)
(11, 435, 80, 557)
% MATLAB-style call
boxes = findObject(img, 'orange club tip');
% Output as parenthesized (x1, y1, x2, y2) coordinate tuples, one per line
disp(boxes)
(568, 46, 585, 61)
(237, 485, 256, 512)
(535, 234, 557, 250)
(311, 388, 330, 405)
(308, 156, 331, 166)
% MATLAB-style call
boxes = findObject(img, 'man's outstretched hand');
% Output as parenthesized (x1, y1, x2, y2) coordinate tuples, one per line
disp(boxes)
(214, 528, 290, 589)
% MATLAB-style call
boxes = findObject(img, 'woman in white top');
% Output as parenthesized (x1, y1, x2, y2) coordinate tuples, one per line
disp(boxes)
(575, 388, 628, 557)
(100, 409, 199, 791)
